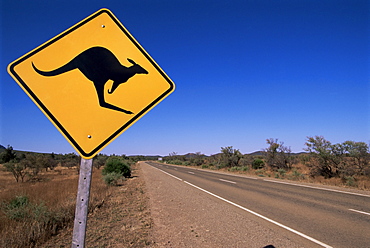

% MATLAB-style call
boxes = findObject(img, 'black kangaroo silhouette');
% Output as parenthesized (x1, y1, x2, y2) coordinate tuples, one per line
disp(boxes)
(32, 46, 148, 114)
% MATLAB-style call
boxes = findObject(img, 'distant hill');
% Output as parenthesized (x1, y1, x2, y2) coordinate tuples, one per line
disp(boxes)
(247, 151, 307, 156)
(184, 153, 206, 158)
(0, 145, 6, 150)
(247, 151, 265, 156)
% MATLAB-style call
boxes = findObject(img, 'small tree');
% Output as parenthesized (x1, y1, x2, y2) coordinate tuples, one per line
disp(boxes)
(24, 154, 42, 177)
(93, 154, 108, 170)
(342, 141, 370, 175)
(15, 153, 51, 178)
(189, 152, 205, 166)
(220, 146, 242, 168)
(0, 145, 17, 163)
(44, 154, 58, 171)
(304, 136, 341, 178)
(4, 161, 27, 183)
(60, 153, 79, 169)
(264, 138, 293, 170)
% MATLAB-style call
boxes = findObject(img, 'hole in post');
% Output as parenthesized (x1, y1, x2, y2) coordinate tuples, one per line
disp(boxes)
(102, 25, 105, 28)
(87, 135, 92, 139)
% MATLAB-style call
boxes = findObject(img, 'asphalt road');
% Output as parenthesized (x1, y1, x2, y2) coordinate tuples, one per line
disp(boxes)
(145, 162, 370, 248)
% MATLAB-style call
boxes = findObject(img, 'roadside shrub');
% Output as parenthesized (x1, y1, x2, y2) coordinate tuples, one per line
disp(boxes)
(255, 169, 265, 176)
(201, 164, 209, 169)
(228, 166, 249, 172)
(229, 166, 239, 172)
(217, 163, 228, 169)
(102, 157, 131, 178)
(343, 176, 357, 187)
(1, 195, 30, 220)
(278, 169, 286, 176)
(103, 172, 123, 186)
(252, 159, 265, 169)
(170, 160, 184, 165)
(289, 169, 305, 181)
(1, 195, 50, 222)
(0, 194, 68, 246)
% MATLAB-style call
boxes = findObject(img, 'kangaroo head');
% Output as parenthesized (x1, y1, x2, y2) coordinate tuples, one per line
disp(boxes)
(108, 59, 148, 94)
(127, 58, 148, 74)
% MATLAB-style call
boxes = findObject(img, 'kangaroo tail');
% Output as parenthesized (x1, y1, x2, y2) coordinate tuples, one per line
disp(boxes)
(32, 60, 76, 77)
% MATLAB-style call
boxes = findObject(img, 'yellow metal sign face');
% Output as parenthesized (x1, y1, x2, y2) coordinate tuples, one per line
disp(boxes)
(8, 9, 175, 159)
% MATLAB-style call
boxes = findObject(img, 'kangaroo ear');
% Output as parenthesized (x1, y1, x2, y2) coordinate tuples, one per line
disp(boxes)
(127, 58, 136, 65)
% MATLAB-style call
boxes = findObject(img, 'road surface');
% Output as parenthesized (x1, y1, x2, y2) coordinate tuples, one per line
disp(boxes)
(142, 162, 370, 248)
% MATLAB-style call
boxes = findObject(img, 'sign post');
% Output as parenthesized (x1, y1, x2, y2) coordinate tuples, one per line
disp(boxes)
(71, 158, 93, 248)
(8, 8, 175, 247)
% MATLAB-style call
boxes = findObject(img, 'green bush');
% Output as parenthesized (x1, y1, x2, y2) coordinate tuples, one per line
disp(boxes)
(169, 160, 184, 165)
(103, 172, 123, 186)
(2, 195, 29, 220)
(289, 169, 305, 180)
(1, 195, 74, 247)
(102, 157, 131, 178)
(1, 195, 49, 221)
(344, 176, 357, 187)
(252, 159, 265, 169)
(184, 161, 191, 166)
(228, 166, 249, 172)
(278, 169, 286, 176)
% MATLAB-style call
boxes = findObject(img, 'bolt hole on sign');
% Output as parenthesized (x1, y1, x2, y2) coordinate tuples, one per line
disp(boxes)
(8, 9, 175, 159)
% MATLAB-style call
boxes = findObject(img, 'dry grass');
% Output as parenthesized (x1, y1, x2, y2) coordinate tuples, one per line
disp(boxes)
(41, 162, 153, 247)
(0, 165, 111, 248)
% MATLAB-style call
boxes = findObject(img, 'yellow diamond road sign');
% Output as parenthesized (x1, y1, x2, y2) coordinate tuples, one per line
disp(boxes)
(8, 9, 175, 159)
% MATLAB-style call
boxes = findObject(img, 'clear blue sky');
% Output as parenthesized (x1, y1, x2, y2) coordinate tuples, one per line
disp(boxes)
(1, 0, 369, 156)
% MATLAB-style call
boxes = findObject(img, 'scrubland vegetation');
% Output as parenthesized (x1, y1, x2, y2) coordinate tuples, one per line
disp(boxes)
(163, 136, 370, 190)
(0, 147, 139, 247)
(1, 135, 369, 246)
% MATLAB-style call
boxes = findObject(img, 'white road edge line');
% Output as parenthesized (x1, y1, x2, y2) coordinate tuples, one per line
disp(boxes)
(194, 168, 258, 180)
(151, 164, 332, 248)
(349, 209, 370, 216)
(157, 168, 184, 181)
(183, 180, 332, 248)
(263, 179, 370, 198)
(219, 179, 236, 184)
(188, 172, 195, 174)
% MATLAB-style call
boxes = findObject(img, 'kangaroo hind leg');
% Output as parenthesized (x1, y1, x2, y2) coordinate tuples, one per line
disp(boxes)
(94, 83, 133, 114)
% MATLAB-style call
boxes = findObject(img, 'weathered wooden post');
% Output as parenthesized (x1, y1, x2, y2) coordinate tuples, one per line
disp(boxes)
(71, 158, 93, 248)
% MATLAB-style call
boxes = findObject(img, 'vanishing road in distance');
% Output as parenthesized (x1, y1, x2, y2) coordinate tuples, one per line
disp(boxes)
(146, 162, 370, 248)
